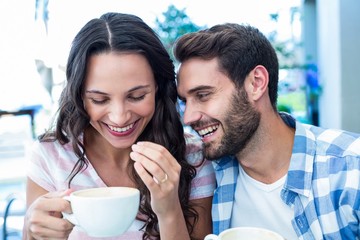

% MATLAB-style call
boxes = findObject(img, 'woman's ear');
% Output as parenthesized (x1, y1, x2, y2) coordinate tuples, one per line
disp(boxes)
(246, 65, 269, 101)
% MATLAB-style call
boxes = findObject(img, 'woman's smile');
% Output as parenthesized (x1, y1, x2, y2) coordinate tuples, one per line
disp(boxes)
(106, 120, 138, 137)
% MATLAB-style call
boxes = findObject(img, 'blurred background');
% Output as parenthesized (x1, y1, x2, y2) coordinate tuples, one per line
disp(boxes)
(0, 0, 359, 239)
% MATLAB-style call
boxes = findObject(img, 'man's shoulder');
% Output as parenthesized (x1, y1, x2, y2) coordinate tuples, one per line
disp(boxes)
(303, 124, 360, 156)
(212, 155, 238, 171)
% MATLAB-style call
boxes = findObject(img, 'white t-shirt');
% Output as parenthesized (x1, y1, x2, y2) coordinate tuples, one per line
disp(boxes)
(27, 133, 216, 239)
(230, 164, 298, 240)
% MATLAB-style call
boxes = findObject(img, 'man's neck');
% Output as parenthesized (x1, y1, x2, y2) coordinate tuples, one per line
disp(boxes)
(236, 112, 295, 184)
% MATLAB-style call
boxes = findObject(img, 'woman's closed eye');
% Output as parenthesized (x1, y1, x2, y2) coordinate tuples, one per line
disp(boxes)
(90, 98, 108, 105)
(128, 94, 146, 101)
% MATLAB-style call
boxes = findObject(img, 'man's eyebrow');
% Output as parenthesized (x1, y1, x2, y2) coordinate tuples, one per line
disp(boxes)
(187, 85, 214, 95)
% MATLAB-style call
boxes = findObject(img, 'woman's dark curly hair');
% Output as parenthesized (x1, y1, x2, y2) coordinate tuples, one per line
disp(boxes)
(39, 12, 197, 239)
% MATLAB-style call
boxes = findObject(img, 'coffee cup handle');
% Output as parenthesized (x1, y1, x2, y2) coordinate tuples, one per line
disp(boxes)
(204, 234, 219, 240)
(62, 196, 79, 226)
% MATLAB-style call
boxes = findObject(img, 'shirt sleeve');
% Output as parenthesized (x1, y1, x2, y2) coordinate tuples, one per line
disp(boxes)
(26, 140, 61, 191)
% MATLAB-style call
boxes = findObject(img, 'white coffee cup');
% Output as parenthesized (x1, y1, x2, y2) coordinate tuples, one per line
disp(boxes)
(204, 227, 285, 240)
(63, 187, 140, 238)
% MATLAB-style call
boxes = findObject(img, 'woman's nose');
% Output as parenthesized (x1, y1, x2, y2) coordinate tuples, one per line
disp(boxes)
(108, 103, 129, 125)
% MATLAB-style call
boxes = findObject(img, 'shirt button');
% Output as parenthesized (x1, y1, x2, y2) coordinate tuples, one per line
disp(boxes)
(296, 217, 304, 228)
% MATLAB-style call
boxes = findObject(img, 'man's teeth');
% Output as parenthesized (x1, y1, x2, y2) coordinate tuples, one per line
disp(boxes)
(198, 125, 219, 137)
(109, 123, 134, 132)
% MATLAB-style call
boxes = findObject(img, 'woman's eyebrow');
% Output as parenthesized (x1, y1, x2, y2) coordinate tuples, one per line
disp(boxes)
(85, 90, 107, 95)
(85, 85, 152, 95)
(128, 85, 152, 92)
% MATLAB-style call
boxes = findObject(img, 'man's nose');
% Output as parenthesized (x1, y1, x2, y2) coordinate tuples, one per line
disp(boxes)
(182, 102, 201, 126)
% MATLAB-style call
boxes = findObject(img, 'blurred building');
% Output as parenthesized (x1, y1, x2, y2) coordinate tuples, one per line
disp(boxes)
(302, 0, 360, 132)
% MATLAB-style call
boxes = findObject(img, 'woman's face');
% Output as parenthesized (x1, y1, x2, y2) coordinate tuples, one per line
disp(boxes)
(83, 52, 156, 149)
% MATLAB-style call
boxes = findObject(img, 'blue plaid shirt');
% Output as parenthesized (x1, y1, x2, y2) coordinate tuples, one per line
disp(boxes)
(212, 113, 360, 239)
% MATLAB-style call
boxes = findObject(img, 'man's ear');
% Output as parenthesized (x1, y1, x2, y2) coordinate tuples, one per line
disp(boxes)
(246, 65, 269, 101)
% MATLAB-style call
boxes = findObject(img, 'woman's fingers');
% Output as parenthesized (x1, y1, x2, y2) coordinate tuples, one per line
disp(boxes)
(26, 190, 74, 239)
(29, 213, 73, 239)
(130, 141, 180, 186)
(130, 150, 168, 185)
(132, 141, 178, 169)
(133, 161, 159, 188)
(131, 142, 183, 218)
(37, 195, 72, 213)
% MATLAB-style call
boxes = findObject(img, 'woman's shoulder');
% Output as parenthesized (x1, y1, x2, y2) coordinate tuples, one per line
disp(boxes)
(184, 133, 216, 198)
(184, 132, 204, 166)
(184, 132, 203, 152)
(33, 138, 71, 151)
(30, 137, 78, 162)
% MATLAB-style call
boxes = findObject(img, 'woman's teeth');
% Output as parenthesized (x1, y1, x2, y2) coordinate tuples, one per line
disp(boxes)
(108, 123, 134, 132)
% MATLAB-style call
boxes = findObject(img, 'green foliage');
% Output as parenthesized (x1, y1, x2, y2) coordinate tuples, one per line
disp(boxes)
(278, 91, 306, 112)
(153, 4, 204, 62)
(268, 6, 303, 69)
(277, 103, 292, 113)
(154, 4, 303, 69)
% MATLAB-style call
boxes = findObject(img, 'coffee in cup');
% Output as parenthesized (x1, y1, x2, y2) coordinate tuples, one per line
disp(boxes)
(63, 187, 140, 238)
(204, 227, 285, 240)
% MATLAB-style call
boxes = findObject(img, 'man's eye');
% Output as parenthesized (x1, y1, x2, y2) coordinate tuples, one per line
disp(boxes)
(197, 92, 210, 100)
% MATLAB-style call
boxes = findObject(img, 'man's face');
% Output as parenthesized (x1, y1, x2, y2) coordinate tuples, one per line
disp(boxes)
(177, 58, 260, 159)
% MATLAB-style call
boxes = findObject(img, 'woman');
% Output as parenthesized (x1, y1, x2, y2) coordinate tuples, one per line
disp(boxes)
(24, 12, 215, 240)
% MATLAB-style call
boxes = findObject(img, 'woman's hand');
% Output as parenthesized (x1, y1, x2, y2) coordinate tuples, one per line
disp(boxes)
(24, 189, 74, 240)
(130, 141, 182, 218)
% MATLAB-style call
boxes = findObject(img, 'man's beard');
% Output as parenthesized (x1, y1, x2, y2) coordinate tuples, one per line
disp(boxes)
(204, 87, 261, 160)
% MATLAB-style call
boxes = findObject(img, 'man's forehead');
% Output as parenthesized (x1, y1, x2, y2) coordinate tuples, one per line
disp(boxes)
(177, 58, 220, 82)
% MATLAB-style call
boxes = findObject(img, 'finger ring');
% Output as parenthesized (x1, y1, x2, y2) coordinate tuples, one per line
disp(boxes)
(153, 173, 168, 184)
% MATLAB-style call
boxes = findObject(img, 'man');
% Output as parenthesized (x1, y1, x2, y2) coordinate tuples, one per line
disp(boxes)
(174, 23, 360, 239)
